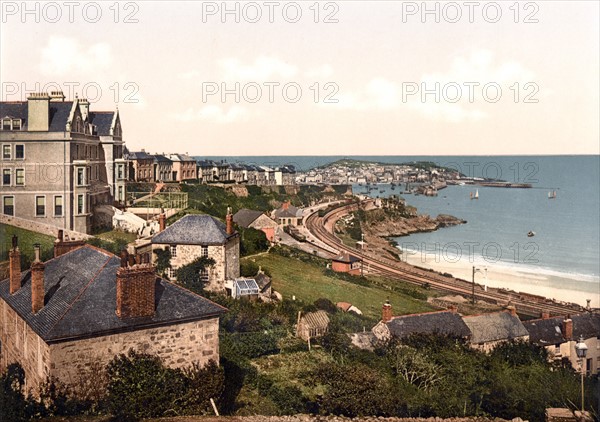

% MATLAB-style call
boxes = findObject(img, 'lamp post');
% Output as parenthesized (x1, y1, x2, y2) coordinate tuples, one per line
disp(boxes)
(575, 335, 588, 412)
(471, 266, 485, 305)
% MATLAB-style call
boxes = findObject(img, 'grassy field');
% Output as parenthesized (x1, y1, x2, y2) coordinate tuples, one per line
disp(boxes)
(0, 223, 55, 263)
(242, 253, 435, 320)
(95, 229, 137, 244)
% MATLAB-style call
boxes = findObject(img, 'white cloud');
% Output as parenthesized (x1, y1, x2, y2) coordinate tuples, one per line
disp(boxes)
(40, 36, 112, 76)
(219, 56, 298, 81)
(305, 64, 334, 79)
(325, 50, 535, 122)
(173, 105, 250, 124)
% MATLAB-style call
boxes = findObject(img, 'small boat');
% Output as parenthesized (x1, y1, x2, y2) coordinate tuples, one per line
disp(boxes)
(527, 231, 536, 237)
(548, 190, 557, 199)
(471, 189, 479, 200)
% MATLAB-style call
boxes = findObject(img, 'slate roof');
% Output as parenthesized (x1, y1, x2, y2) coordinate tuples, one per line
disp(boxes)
(523, 314, 600, 345)
(153, 154, 173, 163)
(233, 209, 264, 228)
(89, 111, 115, 136)
(0, 245, 226, 343)
(332, 252, 361, 264)
(274, 204, 302, 219)
(0, 101, 74, 131)
(462, 312, 529, 344)
(386, 311, 471, 339)
(152, 214, 235, 245)
(128, 150, 153, 160)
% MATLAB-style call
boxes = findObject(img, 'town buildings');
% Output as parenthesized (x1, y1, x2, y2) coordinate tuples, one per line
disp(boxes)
(462, 308, 529, 352)
(0, 234, 226, 395)
(0, 92, 126, 234)
(150, 211, 240, 293)
(523, 313, 600, 375)
(233, 208, 279, 242)
(331, 252, 362, 275)
(272, 201, 303, 227)
(168, 153, 197, 182)
(127, 150, 155, 182)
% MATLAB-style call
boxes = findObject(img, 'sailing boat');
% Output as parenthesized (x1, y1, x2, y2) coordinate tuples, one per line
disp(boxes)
(548, 190, 557, 199)
(471, 189, 479, 200)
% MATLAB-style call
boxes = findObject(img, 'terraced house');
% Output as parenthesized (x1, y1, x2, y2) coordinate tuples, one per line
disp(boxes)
(0, 92, 126, 234)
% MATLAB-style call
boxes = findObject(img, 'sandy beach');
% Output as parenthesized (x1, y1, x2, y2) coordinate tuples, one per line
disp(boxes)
(402, 252, 600, 309)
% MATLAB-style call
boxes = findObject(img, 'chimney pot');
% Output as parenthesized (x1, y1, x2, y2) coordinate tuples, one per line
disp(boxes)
(34, 243, 41, 262)
(120, 250, 129, 268)
(58, 229, 64, 242)
(541, 311, 550, 320)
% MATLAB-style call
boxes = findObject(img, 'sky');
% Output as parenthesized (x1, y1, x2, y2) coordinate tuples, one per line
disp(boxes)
(1, 1, 599, 156)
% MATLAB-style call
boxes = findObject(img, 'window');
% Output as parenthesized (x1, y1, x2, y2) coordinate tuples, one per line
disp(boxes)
(118, 186, 123, 201)
(15, 145, 24, 159)
(169, 245, 177, 257)
(54, 196, 63, 216)
(77, 194, 84, 214)
(2, 120, 10, 131)
(2, 169, 10, 185)
(35, 196, 45, 217)
(201, 245, 209, 258)
(3, 196, 14, 216)
(12, 120, 21, 131)
(117, 165, 123, 180)
(200, 269, 209, 282)
(2, 145, 10, 159)
(77, 168, 84, 186)
(15, 169, 24, 186)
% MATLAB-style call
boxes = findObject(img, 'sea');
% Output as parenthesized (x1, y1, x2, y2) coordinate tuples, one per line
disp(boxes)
(202, 155, 600, 305)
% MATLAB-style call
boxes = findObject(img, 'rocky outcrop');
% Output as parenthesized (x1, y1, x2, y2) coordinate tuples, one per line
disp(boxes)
(362, 209, 466, 238)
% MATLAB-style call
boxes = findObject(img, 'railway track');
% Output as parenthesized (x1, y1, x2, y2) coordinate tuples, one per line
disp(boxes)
(305, 201, 585, 318)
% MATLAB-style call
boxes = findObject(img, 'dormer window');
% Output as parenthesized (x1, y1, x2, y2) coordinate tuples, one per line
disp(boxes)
(12, 119, 21, 130)
(2, 119, 11, 131)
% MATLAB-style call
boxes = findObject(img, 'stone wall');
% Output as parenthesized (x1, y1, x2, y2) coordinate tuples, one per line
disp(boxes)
(49, 317, 220, 395)
(0, 214, 91, 240)
(0, 299, 51, 394)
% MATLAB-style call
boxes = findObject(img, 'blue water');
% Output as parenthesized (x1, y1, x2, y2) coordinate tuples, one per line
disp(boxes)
(202, 155, 600, 296)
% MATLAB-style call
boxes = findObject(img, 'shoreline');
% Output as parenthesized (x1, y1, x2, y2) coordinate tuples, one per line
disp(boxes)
(401, 252, 600, 308)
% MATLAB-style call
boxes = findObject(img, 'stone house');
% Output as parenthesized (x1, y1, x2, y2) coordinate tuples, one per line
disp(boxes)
(272, 201, 303, 227)
(523, 313, 600, 375)
(372, 301, 471, 341)
(296, 310, 330, 341)
(331, 252, 362, 275)
(0, 235, 226, 396)
(151, 212, 240, 293)
(461, 307, 529, 352)
(197, 160, 216, 183)
(0, 92, 126, 234)
(233, 208, 279, 242)
(128, 150, 155, 182)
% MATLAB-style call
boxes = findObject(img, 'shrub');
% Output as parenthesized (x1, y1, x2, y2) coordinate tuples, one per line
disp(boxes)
(0, 364, 29, 422)
(240, 260, 259, 277)
(105, 350, 186, 421)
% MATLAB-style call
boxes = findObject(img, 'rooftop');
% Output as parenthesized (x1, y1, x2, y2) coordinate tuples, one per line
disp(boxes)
(233, 209, 264, 228)
(462, 312, 529, 344)
(523, 313, 600, 345)
(386, 310, 471, 339)
(152, 214, 236, 245)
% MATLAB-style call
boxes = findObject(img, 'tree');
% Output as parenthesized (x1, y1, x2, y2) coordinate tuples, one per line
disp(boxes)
(386, 344, 443, 392)
(176, 256, 216, 291)
(153, 248, 171, 277)
(0, 364, 29, 422)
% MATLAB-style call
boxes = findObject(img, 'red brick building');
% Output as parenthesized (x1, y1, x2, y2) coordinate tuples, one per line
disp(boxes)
(331, 252, 362, 275)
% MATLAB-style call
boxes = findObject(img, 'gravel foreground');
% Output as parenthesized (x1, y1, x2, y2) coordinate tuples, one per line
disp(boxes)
(152, 416, 523, 422)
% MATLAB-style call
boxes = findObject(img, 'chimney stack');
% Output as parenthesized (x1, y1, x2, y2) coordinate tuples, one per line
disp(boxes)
(9, 235, 21, 294)
(541, 311, 551, 320)
(448, 304, 458, 314)
(159, 213, 166, 232)
(31, 244, 45, 314)
(382, 300, 393, 323)
(562, 316, 573, 340)
(116, 251, 156, 319)
(226, 206, 234, 235)
(504, 304, 518, 317)
(27, 93, 50, 131)
(54, 229, 85, 258)
(282, 201, 290, 210)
